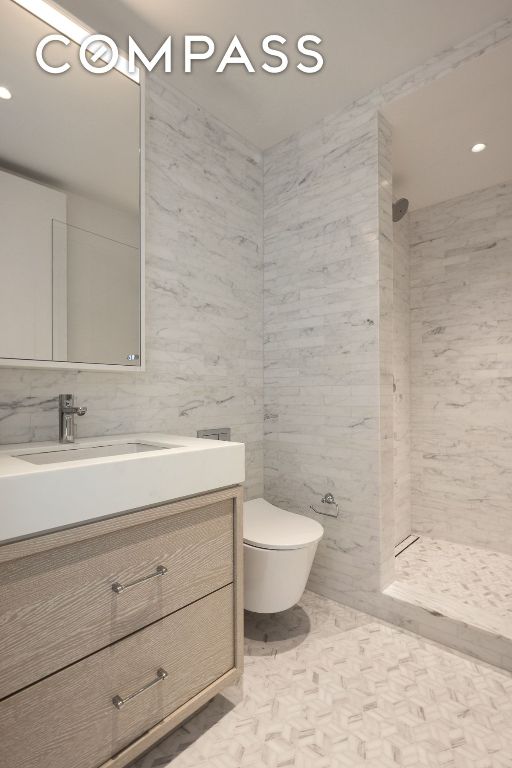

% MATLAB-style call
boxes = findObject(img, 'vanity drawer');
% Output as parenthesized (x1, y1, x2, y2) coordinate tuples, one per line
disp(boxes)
(0, 584, 234, 768)
(0, 499, 233, 699)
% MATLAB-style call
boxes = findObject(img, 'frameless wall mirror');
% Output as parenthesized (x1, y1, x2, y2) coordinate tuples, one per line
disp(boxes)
(0, 0, 143, 370)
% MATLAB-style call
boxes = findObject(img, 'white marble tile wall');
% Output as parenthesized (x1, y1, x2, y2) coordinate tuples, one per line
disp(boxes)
(263, 19, 512, 617)
(377, 114, 396, 591)
(263, 112, 383, 601)
(393, 215, 411, 546)
(410, 180, 512, 554)
(0, 74, 264, 499)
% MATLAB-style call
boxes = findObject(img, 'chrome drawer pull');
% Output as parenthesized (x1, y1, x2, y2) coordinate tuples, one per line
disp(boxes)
(112, 668, 168, 710)
(111, 565, 167, 594)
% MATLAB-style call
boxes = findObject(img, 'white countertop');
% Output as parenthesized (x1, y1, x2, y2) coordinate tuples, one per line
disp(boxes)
(0, 433, 245, 544)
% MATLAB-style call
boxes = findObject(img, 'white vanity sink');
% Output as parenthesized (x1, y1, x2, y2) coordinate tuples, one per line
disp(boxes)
(0, 433, 245, 543)
(18, 441, 180, 465)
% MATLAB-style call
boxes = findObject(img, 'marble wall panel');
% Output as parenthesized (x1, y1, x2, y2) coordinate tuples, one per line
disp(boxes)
(393, 214, 412, 546)
(410, 181, 512, 553)
(263, 114, 383, 602)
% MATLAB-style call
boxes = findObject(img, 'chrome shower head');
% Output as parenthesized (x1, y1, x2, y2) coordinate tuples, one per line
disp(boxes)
(392, 198, 409, 223)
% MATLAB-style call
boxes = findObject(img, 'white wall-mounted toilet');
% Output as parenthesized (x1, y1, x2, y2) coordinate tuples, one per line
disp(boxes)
(243, 498, 324, 613)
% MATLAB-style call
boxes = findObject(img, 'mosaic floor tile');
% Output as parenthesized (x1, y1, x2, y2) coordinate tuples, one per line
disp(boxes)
(394, 536, 512, 636)
(132, 590, 512, 767)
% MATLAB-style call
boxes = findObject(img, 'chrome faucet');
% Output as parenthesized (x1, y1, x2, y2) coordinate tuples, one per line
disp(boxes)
(59, 394, 87, 444)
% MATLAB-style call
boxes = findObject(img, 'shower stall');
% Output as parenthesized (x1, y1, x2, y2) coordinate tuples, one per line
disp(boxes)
(382, 37, 512, 661)
(388, 181, 512, 644)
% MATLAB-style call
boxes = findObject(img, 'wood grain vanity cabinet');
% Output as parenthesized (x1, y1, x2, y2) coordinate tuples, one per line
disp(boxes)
(0, 486, 244, 768)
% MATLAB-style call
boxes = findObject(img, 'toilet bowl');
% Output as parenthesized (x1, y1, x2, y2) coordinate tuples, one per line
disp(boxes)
(243, 498, 324, 613)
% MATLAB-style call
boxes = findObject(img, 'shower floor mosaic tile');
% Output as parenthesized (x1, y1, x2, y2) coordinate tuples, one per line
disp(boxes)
(133, 590, 512, 767)
(394, 536, 512, 637)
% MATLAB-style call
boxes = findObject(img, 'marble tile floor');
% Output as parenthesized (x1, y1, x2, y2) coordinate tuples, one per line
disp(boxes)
(133, 590, 512, 768)
(392, 536, 512, 640)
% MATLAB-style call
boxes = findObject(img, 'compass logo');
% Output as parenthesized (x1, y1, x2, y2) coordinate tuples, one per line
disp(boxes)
(35, 34, 324, 78)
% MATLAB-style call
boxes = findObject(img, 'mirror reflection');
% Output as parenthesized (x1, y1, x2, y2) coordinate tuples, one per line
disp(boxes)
(0, 0, 141, 367)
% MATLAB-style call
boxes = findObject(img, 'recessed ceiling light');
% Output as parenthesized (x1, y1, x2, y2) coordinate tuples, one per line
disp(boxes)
(471, 143, 487, 153)
(0, 86, 12, 100)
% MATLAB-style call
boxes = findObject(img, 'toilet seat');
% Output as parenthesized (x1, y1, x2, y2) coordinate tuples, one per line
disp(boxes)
(243, 498, 324, 551)
(243, 498, 324, 613)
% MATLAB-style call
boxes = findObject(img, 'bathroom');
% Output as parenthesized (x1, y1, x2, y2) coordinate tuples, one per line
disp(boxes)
(1, 0, 512, 765)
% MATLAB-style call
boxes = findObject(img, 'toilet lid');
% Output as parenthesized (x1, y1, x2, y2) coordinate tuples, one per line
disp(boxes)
(243, 498, 324, 550)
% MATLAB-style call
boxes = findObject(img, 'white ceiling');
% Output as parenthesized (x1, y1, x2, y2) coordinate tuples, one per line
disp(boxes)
(0, 0, 139, 212)
(384, 38, 512, 210)
(4, 0, 512, 200)
(107, 0, 512, 149)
